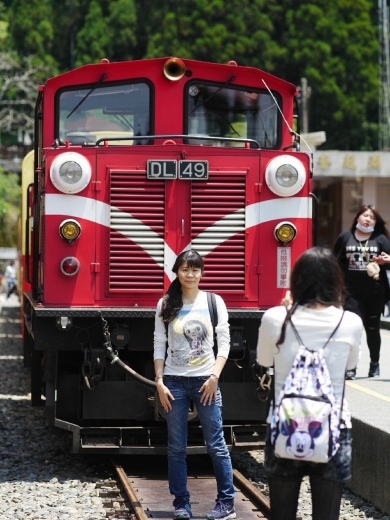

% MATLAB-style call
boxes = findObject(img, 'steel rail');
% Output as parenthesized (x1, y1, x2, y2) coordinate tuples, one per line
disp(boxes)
(111, 459, 271, 519)
(233, 468, 271, 517)
(111, 459, 149, 520)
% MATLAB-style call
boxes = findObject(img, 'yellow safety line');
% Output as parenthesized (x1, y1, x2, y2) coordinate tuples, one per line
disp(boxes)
(346, 381, 390, 403)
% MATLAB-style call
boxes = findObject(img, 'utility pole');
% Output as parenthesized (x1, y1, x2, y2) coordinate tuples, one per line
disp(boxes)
(378, 0, 390, 150)
(299, 78, 311, 134)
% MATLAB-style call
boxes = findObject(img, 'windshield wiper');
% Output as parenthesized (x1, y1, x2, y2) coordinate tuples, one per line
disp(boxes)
(203, 75, 236, 104)
(67, 73, 107, 119)
(189, 75, 236, 115)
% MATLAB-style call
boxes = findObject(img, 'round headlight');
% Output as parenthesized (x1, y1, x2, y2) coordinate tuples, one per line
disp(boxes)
(50, 152, 92, 194)
(265, 155, 306, 197)
(274, 222, 297, 244)
(59, 162, 83, 184)
(275, 165, 299, 187)
(59, 219, 81, 243)
(60, 256, 80, 276)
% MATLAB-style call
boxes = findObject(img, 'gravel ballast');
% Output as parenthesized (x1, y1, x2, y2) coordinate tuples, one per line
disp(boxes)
(1, 297, 388, 519)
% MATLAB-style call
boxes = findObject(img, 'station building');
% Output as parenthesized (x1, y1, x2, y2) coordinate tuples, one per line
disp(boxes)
(302, 133, 390, 248)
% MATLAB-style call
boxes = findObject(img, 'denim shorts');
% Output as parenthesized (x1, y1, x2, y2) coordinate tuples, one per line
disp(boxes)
(264, 426, 352, 482)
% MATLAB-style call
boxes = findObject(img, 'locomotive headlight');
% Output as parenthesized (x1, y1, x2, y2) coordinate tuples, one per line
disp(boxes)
(265, 155, 306, 197)
(275, 164, 298, 187)
(59, 161, 82, 183)
(60, 256, 80, 276)
(274, 221, 297, 245)
(50, 152, 92, 194)
(59, 219, 81, 244)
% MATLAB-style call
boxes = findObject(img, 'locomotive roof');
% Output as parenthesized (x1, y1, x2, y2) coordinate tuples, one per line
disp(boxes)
(42, 57, 298, 97)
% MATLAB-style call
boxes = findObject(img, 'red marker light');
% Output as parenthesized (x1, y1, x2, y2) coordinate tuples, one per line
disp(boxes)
(60, 257, 80, 276)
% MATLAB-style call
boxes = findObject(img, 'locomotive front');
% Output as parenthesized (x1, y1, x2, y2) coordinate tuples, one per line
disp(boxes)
(22, 57, 312, 453)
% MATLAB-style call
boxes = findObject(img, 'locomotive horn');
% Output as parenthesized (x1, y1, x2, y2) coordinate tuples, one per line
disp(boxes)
(163, 58, 186, 81)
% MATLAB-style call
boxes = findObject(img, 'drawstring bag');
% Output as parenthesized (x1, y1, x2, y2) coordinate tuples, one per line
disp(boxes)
(270, 312, 345, 463)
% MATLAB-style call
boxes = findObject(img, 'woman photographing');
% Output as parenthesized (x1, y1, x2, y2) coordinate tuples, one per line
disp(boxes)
(257, 247, 362, 520)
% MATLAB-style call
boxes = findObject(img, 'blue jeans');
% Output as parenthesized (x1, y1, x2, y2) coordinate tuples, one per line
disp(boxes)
(163, 375, 235, 504)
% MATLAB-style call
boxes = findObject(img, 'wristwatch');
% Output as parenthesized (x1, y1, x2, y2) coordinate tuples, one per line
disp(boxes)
(155, 375, 163, 381)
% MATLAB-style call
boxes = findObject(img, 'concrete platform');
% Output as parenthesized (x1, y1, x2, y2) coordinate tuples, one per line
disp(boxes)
(346, 317, 390, 514)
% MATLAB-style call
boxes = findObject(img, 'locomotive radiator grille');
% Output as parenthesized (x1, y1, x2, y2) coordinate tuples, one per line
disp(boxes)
(109, 171, 165, 291)
(191, 174, 246, 291)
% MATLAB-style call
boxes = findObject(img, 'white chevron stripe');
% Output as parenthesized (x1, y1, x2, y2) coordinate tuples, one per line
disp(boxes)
(246, 197, 311, 229)
(45, 194, 311, 282)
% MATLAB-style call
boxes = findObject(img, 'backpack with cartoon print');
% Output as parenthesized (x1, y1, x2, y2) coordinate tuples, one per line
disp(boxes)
(271, 311, 345, 463)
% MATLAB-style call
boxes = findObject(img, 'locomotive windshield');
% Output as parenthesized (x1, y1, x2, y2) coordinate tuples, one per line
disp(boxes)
(57, 82, 151, 145)
(185, 82, 279, 148)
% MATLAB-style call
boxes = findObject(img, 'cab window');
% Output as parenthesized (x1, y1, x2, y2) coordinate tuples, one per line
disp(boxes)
(185, 82, 279, 148)
(57, 82, 151, 145)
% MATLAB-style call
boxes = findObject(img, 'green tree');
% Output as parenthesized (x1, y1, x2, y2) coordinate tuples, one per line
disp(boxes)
(74, 0, 112, 67)
(269, 0, 378, 150)
(7, 0, 56, 71)
(144, 0, 281, 71)
(73, 0, 137, 67)
(0, 168, 20, 246)
(3, 0, 381, 150)
(108, 0, 137, 62)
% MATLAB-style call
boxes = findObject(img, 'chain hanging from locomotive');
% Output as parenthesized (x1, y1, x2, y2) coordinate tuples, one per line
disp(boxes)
(20, 57, 313, 453)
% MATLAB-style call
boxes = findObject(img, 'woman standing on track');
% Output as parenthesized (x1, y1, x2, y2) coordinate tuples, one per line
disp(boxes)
(153, 249, 235, 520)
(333, 204, 390, 378)
(257, 247, 362, 520)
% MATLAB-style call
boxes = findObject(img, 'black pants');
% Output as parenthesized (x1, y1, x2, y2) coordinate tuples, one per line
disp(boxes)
(345, 291, 384, 363)
(268, 475, 344, 520)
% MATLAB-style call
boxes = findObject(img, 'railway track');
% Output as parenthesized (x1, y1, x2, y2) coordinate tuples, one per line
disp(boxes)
(103, 455, 271, 519)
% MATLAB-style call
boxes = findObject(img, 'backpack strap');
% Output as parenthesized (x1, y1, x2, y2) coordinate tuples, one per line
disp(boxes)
(207, 292, 218, 357)
(289, 310, 345, 350)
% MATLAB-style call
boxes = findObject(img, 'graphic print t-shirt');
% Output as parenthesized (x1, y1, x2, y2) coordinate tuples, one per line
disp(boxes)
(154, 291, 230, 377)
(343, 233, 380, 294)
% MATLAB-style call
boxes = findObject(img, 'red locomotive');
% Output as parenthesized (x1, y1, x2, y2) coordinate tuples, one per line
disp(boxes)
(21, 57, 312, 453)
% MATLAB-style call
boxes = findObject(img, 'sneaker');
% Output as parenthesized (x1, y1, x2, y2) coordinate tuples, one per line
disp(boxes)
(206, 500, 236, 520)
(345, 368, 356, 380)
(368, 362, 380, 377)
(173, 498, 192, 519)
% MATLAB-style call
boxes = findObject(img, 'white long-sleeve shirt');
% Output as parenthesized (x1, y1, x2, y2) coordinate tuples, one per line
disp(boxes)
(257, 305, 362, 427)
(154, 291, 230, 377)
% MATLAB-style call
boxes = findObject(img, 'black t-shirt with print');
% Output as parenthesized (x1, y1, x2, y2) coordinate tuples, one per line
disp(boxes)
(334, 230, 390, 296)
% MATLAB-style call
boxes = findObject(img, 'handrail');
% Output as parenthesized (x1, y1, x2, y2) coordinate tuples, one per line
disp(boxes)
(88, 134, 261, 148)
(24, 183, 34, 285)
(310, 192, 318, 246)
(32, 189, 45, 300)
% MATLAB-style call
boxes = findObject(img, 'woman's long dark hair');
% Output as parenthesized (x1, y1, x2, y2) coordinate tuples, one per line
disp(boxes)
(160, 250, 204, 322)
(350, 204, 389, 239)
(277, 247, 346, 346)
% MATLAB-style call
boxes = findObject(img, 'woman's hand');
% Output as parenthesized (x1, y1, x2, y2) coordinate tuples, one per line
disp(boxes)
(281, 290, 293, 306)
(199, 377, 218, 406)
(372, 252, 390, 265)
(156, 381, 174, 412)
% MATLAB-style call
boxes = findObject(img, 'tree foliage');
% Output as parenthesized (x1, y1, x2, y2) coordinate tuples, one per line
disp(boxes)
(2, 0, 382, 151)
(74, 0, 137, 66)
(0, 51, 47, 136)
(143, 0, 282, 72)
(8, 0, 56, 70)
(0, 168, 20, 246)
(269, 0, 378, 150)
